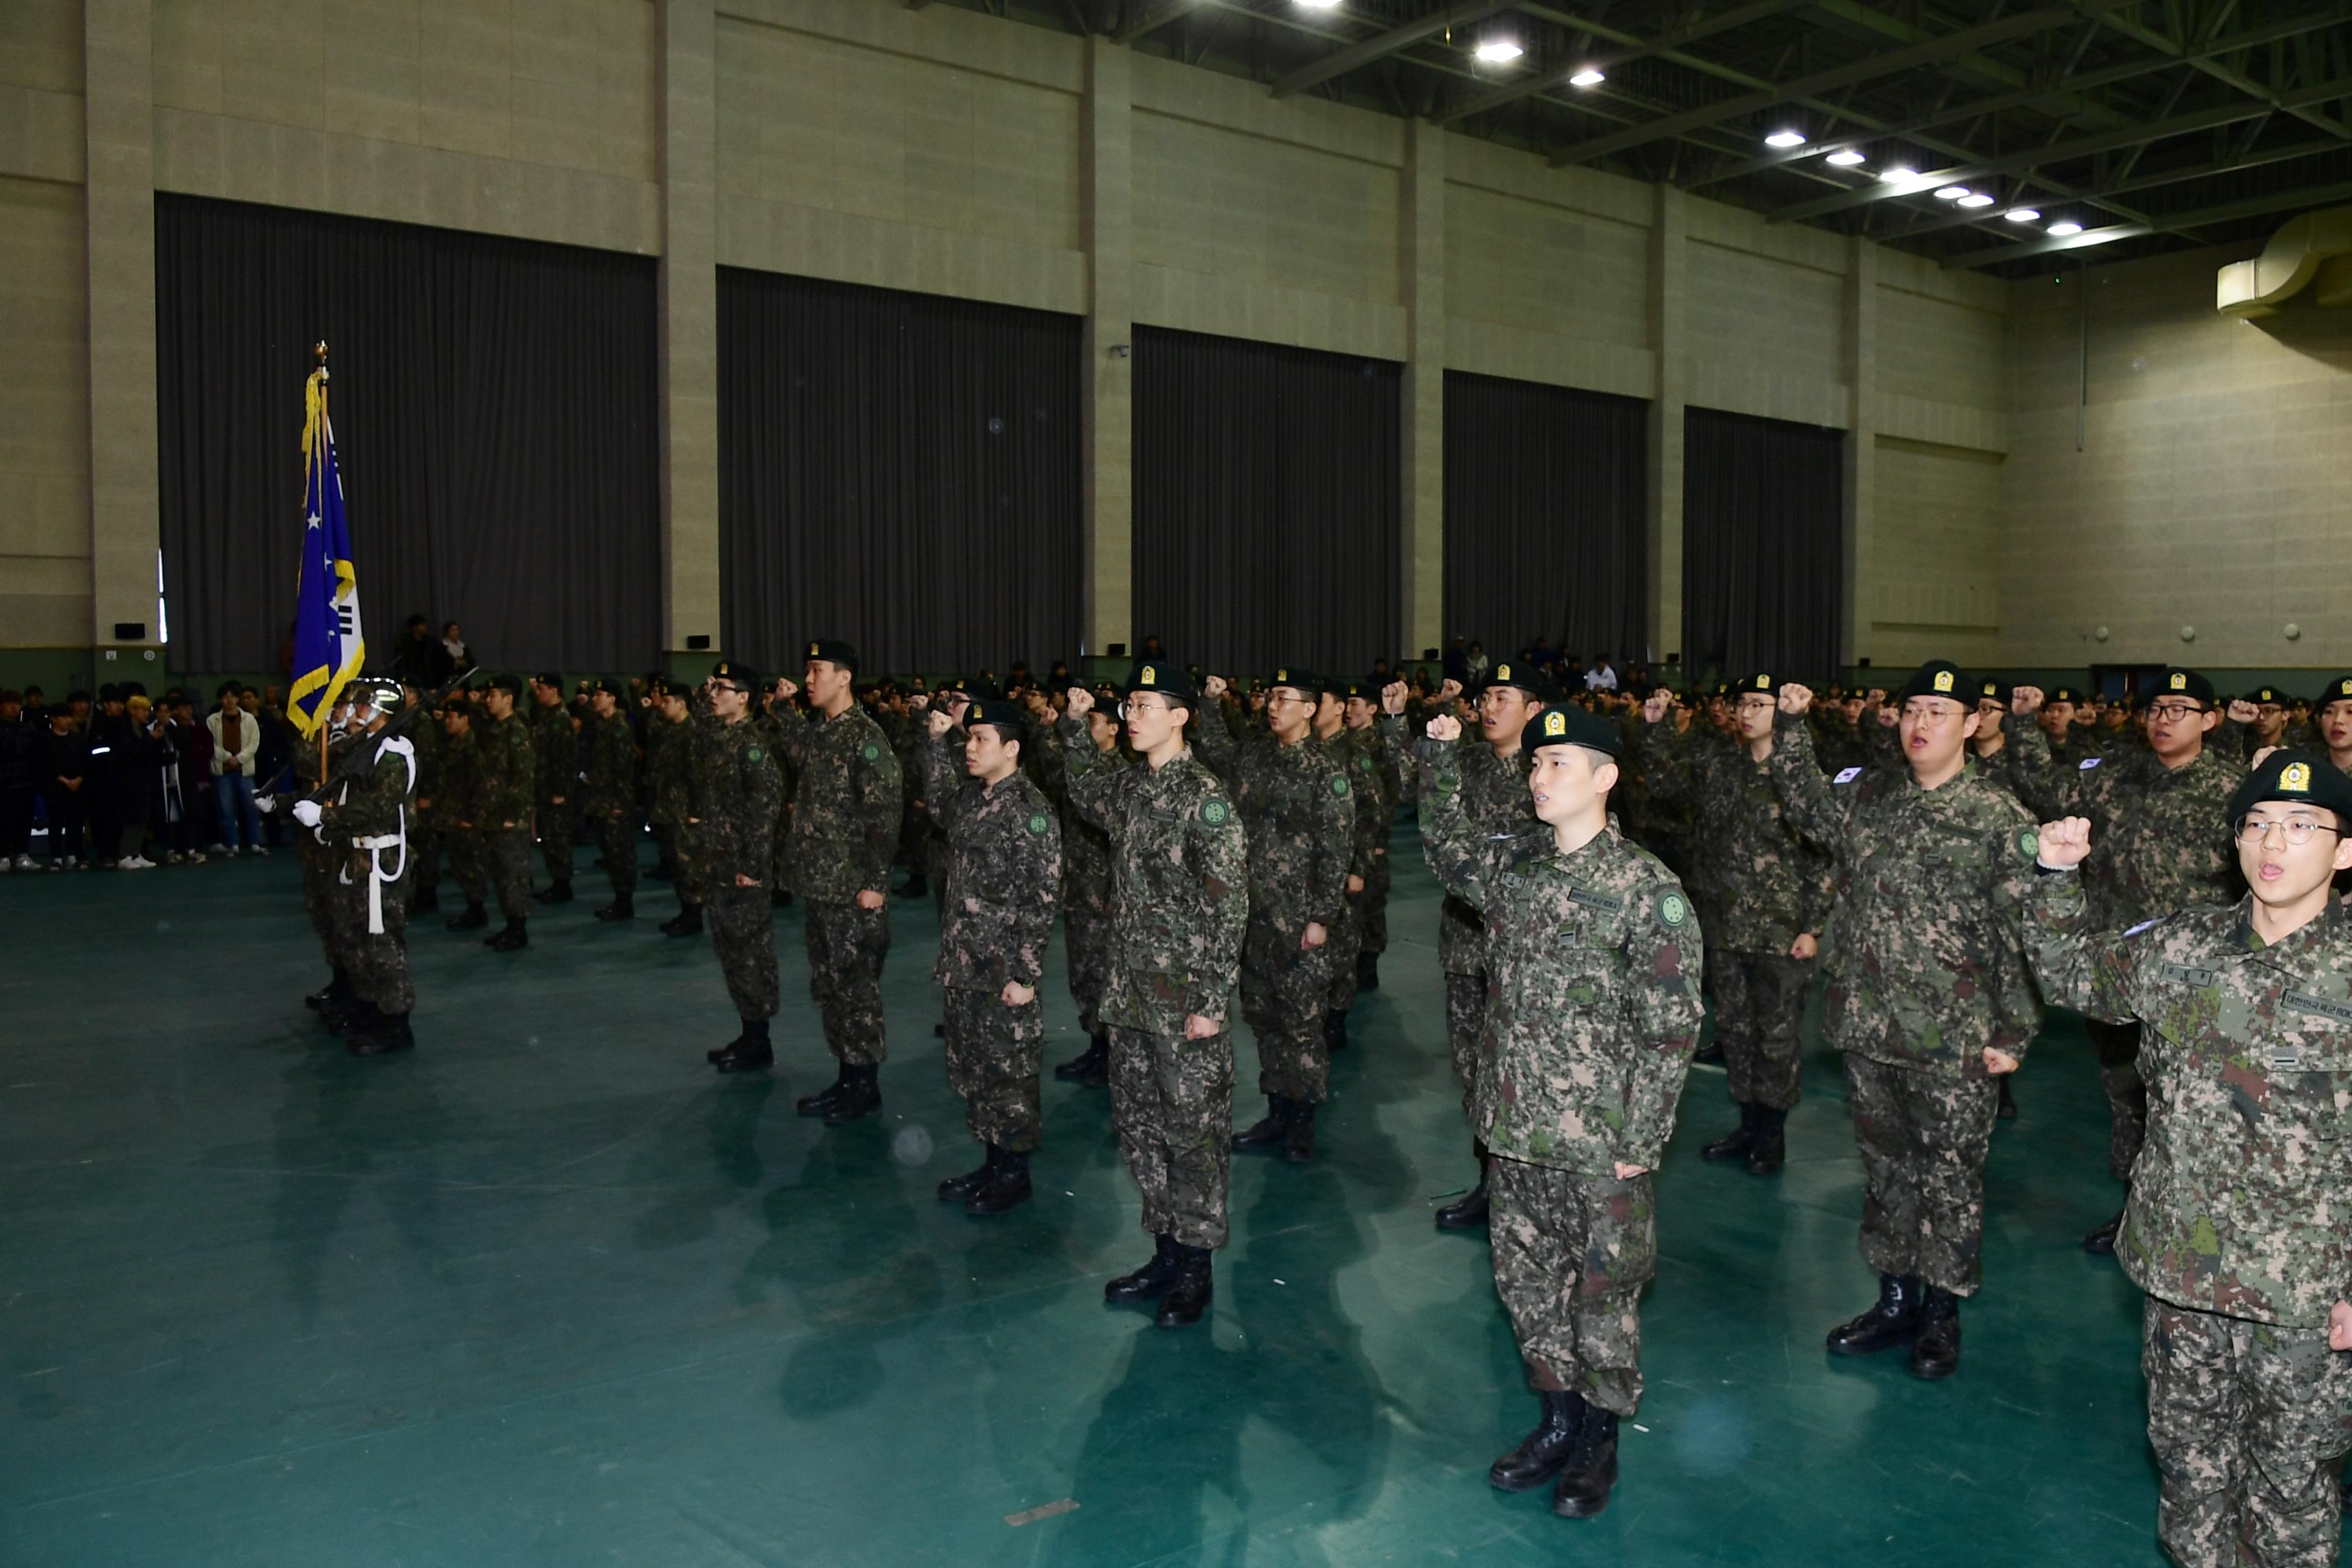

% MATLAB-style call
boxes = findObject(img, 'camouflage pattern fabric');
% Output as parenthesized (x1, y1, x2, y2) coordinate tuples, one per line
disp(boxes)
(1382, 715, 1533, 977)
(1845, 1053, 2001, 1293)
(696, 714, 783, 1019)
(1705, 950, 1813, 1112)
(2007, 717, 2246, 930)
(483, 827, 532, 918)
(1318, 725, 1392, 1012)
(921, 730, 1062, 994)
(529, 698, 576, 884)
(1034, 727, 1117, 1037)
(1443, 972, 1487, 1124)
(406, 720, 440, 900)
(1107, 1024, 1235, 1251)
(1638, 721, 1835, 955)
(474, 710, 534, 912)
(2087, 1016, 2150, 1182)
(945, 987, 1046, 1152)
(1489, 1157, 1656, 1415)
(583, 711, 640, 896)
(769, 703, 902, 903)
(805, 900, 889, 1065)
(321, 730, 416, 1012)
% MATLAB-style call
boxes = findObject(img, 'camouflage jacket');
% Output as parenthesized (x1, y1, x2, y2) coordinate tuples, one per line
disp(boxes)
(422, 726, 473, 827)
(1058, 718, 1249, 1036)
(922, 732, 1063, 991)
(694, 714, 782, 883)
(323, 728, 417, 881)
(1381, 715, 1534, 974)
(1639, 721, 1834, 954)
(1769, 714, 2042, 1077)
(2006, 718, 2246, 929)
(528, 700, 575, 803)
(1192, 700, 1353, 935)
(2024, 878, 2352, 1326)
(1033, 728, 1116, 914)
(1419, 736, 1706, 1172)
(1322, 726, 1393, 881)
(644, 713, 691, 825)
(475, 710, 534, 825)
(768, 703, 902, 903)
(582, 712, 640, 817)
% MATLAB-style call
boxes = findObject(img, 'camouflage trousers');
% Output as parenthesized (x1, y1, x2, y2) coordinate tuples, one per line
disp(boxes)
(1489, 1157, 1656, 1417)
(1444, 970, 1487, 1127)
(327, 867, 413, 1014)
(1240, 918, 1334, 1104)
(805, 898, 890, 1066)
(2144, 1297, 2352, 1568)
(536, 803, 573, 885)
(409, 821, 439, 897)
(483, 826, 532, 918)
(1705, 950, 1812, 1112)
(706, 883, 778, 1021)
(1360, 850, 1391, 956)
(1108, 1026, 1233, 1251)
(944, 985, 1044, 1153)
(594, 812, 638, 897)
(670, 821, 704, 908)
(1323, 887, 1366, 1015)
(1064, 897, 1113, 1039)
(1846, 1054, 1999, 1295)
(446, 824, 485, 905)
(2086, 1017, 2148, 1185)
(298, 831, 335, 962)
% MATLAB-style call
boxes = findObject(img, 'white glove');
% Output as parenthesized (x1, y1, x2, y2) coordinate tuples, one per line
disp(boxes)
(293, 800, 322, 828)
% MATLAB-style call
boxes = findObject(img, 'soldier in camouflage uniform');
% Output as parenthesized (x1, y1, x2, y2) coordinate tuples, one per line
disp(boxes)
(1638, 671, 1834, 1175)
(402, 683, 442, 916)
(766, 640, 904, 1125)
(1041, 680, 1122, 1087)
(582, 680, 642, 921)
(1340, 677, 1400, 991)
(645, 680, 702, 936)
(921, 698, 1063, 1216)
(1309, 674, 1385, 1052)
(1379, 663, 1544, 1229)
(1059, 666, 1248, 1329)
(474, 675, 537, 950)
(1767, 661, 2041, 1380)
(2006, 668, 2247, 1253)
(1420, 701, 1704, 1521)
(299, 678, 420, 1055)
(691, 662, 785, 1072)
(430, 701, 487, 931)
(2319, 674, 2352, 775)
(524, 676, 576, 904)
(296, 697, 363, 1027)
(2026, 750, 2352, 1568)
(1193, 668, 1354, 1162)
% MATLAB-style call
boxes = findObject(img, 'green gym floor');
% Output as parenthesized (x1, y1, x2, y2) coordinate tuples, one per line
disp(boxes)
(1, 828, 2190, 1567)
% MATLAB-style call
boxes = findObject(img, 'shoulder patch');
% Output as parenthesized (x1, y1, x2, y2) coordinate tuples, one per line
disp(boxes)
(1329, 775, 1350, 799)
(2080, 756, 2101, 770)
(1658, 890, 1692, 928)
(747, 745, 763, 763)
(861, 743, 880, 761)
(2015, 828, 2040, 861)
(1200, 799, 1230, 827)
(1027, 812, 1050, 836)
(1357, 755, 1373, 771)
(1833, 767, 1863, 785)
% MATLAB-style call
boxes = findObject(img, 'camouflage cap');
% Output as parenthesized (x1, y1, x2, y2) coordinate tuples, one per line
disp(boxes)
(1894, 660, 1970, 705)
(1529, 703, 1623, 760)
(1122, 660, 1196, 704)
(707, 659, 761, 692)
(2319, 674, 2352, 708)
(2227, 749, 2352, 830)
(803, 638, 858, 671)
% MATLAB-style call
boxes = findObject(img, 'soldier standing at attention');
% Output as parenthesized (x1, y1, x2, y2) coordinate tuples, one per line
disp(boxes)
(1308, 674, 1382, 1054)
(1194, 668, 1354, 1163)
(1767, 663, 2041, 1380)
(1637, 672, 1832, 1175)
(1044, 680, 1122, 1088)
(525, 674, 576, 905)
(293, 677, 420, 1057)
(1339, 677, 1398, 993)
(921, 697, 1062, 1216)
(475, 675, 536, 952)
(433, 701, 488, 932)
(645, 680, 702, 936)
(766, 641, 903, 1126)
(582, 680, 642, 922)
(694, 662, 785, 1073)
(1418, 701, 1703, 1520)
(1379, 665, 1545, 1230)
(2027, 751, 2352, 1568)
(1059, 667, 1247, 1329)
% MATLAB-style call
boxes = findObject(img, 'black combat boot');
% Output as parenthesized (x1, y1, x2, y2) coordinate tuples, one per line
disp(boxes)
(1054, 1034, 1108, 1083)
(1997, 1077, 2018, 1119)
(1104, 1234, 1180, 1306)
(409, 885, 440, 914)
(1745, 1106, 1788, 1175)
(1155, 1244, 1212, 1329)
(1551, 1406, 1620, 1518)
(1702, 1102, 1760, 1162)
(445, 899, 488, 932)
(304, 969, 349, 1011)
(1692, 1037, 1724, 1066)
(1488, 1390, 1583, 1492)
(534, 880, 573, 905)
(821, 1064, 883, 1126)
(1826, 1273, 1924, 1356)
(770, 888, 792, 907)
(896, 871, 928, 901)
(937, 1145, 997, 1204)
(712, 1017, 773, 1074)
(662, 903, 703, 937)
(1233, 1097, 1293, 1153)
(795, 1060, 850, 1114)
(966, 1149, 1033, 1215)
(1436, 1144, 1491, 1231)
(348, 1010, 415, 1057)
(594, 892, 634, 921)
(1355, 948, 1380, 991)
(1324, 1010, 1349, 1054)
(484, 917, 529, 952)
(1908, 1287, 1962, 1380)
(322, 997, 376, 1039)
(2082, 1207, 2124, 1255)
(1284, 1102, 1318, 1163)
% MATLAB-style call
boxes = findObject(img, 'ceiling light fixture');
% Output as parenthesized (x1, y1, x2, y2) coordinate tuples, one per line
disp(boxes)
(1295, 0, 1342, 9)
(1958, 192, 1995, 208)
(1473, 38, 1524, 63)
(1880, 165, 1918, 182)
(1568, 68, 1606, 87)
(1763, 129, 1807, 148)
(2005, 208, 2041, 222)
(1933, 185, 1971, 201)
(2048, 220, 2084, 236)
(1825, 148, 1866, 166)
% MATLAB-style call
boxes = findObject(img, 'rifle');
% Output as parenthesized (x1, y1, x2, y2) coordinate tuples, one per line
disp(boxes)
(260, 667, 482, 814)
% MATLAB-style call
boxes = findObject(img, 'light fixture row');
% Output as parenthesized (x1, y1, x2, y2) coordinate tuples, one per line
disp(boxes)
(1763, 132, 2089, 241)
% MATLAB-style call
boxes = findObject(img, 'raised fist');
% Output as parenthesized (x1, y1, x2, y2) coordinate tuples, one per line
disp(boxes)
(1438, 678, 1464, 704)
(1204, 674, 1229, 700)
(1425, 714, 1463, 743)
(909, 692, 930, 712)
(1642, 690, 1672, 725)
(926, 709, 954, 740)
(2012, 685, 2045, 717)
(1380, 681, 1407, 717)
(1777, 683, 1814, 718)
(2037, 816, 2093, 868)
(772, 676, 800, 703)
(2227, 698, 2259, 725)
(1065, 685, 1095, 720)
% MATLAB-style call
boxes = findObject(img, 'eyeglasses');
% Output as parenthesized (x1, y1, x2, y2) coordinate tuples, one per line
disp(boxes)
(1266, 692, 1317, 708)
(2235, 818, 2340, 848)
(1117, 700, 1171, 720)
(2146, 702, 2206, 722)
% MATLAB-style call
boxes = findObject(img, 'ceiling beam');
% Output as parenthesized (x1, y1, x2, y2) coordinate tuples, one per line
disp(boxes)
(1894, 135, 2344, 240)
(2076, 1, 2352, 143)
(1439, 0, 1808, 124)
(1271, 0, 1518, 99)
(1942, 177, 2352, 266)
(1545, 3, 2121, 168)
(1115, 0, 1206, 44)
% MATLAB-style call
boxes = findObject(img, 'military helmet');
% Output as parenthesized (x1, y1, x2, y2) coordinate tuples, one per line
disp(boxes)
(352, 676, 406, 717)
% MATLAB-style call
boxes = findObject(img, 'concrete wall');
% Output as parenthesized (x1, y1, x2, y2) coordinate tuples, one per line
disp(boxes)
(2002, 244, 2352, 676)
(2, 0, 2026, 686)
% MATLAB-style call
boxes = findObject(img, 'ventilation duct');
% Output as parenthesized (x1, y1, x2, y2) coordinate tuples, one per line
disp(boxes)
(2216, 205, 2352, 318)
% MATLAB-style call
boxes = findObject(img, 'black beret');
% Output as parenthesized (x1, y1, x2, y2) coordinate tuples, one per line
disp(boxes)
(2248, 685, 2286, 705)
(1340, 677, 1384, 702)
(485, 672, 525, 697)
(2320, 675, 2352, 707)
(1123, 660, 1196, 704)
(803, 638, 858, 672)
(1529, 703, 1623, 760)
(1737, 671, 1784, 698)
(1266, 665, 1320, 698)
(1894, 661, 1970, 705)
(962, 697, 1027, 741)
(2227, 749, 2352, 830)
(1977, 678, 2010, 705)
(582, 678, 616, 696)
(707, 660, 761, 691)
(2148, 668, 2215, 708)
(1473, 660, 1546, 701)
(2049, 685, 2083, 704)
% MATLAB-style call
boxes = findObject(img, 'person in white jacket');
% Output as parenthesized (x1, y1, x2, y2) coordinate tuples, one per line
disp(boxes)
(206, 683, 265, 855)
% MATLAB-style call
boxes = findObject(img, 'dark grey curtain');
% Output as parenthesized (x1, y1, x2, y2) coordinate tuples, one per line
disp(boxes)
(155, 194, 660, 674)
(1443, 371, 1647, 664)
(716, 270, 1084, 674)
(1681, 406, 1844, 681)
(1132, 327, 1400, 676)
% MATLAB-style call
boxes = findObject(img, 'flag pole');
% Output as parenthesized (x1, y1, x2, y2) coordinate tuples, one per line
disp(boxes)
(314, 340, 330, 782)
